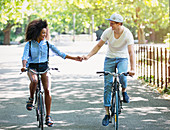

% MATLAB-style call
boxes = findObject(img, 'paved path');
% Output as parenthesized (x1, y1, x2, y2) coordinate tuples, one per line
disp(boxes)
(0, 42, 169, 130)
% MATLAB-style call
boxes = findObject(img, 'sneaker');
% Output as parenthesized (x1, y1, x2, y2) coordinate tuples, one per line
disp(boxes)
(122, 92, 130, 103)
(102, 115, 110, 126)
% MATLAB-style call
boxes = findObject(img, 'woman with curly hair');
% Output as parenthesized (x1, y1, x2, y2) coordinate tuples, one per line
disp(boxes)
(21, 19, 82, 127)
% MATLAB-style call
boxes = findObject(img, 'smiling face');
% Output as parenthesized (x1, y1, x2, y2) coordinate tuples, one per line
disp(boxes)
(109, 21, 119, 30)
(37, 28, 47, 43)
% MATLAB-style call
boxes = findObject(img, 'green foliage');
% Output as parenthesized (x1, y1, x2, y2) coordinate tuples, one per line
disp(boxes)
(164, 33, 170, 45)
(0, 0, 169, 43)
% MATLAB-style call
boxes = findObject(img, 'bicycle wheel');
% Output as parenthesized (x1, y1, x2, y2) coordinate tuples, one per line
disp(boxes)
(114, 91, 119, 130)
(118, 92, 122, 115)
(35, 90, 39, 121)
(38, 92, 44, 130)
(110, 91, 115, 123)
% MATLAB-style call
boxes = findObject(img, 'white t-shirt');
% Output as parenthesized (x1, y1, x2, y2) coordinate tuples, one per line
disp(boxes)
(101, 26, 134, 58)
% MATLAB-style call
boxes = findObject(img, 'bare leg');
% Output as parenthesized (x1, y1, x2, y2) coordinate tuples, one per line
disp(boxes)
(41, 72, 51, 116)
(27, 71, 38, 99)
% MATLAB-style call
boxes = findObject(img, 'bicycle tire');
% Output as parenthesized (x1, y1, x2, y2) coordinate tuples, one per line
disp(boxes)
(110, 91, 115, 123)
(115, 91, 119, 130)
(35, 89, 39, 122)
(38, 92, 44, 130)
(118, 92, 122, 114)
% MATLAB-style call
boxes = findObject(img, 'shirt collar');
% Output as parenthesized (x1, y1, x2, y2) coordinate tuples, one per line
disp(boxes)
(32, 39, 47, 45)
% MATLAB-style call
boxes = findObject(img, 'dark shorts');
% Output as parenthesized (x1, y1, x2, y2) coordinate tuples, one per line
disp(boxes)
(28, 62, 49, 72)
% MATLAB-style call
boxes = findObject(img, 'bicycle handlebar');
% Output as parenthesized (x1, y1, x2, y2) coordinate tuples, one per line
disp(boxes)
(20, 68, 59, 75)
(96, 71, 129, 77)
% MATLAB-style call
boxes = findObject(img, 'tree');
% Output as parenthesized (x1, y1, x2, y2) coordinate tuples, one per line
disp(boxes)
(115, 0, 169, 43)
(0, 0, 30, 45)
(0, 0, 169, 44)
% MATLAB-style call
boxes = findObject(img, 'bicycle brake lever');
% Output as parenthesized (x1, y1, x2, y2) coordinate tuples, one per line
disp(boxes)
(99, 74, 104, 77)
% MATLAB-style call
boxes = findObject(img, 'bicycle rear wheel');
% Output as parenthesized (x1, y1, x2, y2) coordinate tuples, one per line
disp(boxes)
(114, 91, 119, 130)
(38, 92, 44, 130)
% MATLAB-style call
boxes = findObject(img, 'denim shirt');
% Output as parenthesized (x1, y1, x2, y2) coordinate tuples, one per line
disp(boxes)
(22, 40, 67, 65)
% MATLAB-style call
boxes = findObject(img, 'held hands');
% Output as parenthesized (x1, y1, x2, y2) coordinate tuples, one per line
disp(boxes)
(74, 56, 83, 62)
(81, 55, 90, 60)
(73, 55, 89, 62)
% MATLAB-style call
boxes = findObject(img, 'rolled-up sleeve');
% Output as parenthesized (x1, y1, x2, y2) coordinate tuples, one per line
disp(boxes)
(49, 43, 67, 59)
(22, 42, 30, 61)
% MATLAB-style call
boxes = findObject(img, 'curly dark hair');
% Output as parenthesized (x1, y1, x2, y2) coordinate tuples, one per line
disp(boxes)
(25, 19, 48, 41)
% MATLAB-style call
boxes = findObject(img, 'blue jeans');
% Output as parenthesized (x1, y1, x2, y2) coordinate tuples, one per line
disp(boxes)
(104, 57, 128, 107)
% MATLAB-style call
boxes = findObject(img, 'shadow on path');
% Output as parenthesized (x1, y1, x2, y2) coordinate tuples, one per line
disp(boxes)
(0, 45, 169, 130)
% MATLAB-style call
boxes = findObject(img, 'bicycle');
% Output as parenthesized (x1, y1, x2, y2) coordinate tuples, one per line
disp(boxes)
(96, 70, 129, 130)
(21, 67, 58, 129)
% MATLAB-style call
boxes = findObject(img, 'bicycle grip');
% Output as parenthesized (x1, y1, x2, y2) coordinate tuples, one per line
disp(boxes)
(96, 71, 105, 74)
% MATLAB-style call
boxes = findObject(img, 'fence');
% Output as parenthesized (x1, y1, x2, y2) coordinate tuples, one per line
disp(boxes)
(135, 44, 170, 91)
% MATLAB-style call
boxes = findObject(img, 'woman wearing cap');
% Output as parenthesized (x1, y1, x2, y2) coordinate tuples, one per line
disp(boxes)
(82, 13, 135, 126)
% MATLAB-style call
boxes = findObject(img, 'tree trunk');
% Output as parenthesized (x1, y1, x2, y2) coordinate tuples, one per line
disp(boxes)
(150, 28, 155, 42)
(138, 27, 146, 44)
(135, 7, 146, 44)
(3, 23, 14, 45)
(3, 29, 10, 45)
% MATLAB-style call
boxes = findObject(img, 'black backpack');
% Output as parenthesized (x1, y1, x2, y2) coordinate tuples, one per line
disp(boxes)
(29, 41, 49, 61)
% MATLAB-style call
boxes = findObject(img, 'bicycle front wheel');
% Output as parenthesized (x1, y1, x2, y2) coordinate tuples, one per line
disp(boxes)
(114, 91, 119, 130)
(38, 93, 44, 130)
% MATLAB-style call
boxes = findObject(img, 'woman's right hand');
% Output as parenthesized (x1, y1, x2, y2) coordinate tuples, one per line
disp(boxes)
(21, 67, 26, 72)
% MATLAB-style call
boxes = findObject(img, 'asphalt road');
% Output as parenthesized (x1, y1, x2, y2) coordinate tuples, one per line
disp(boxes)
(0, 42, 169, 130)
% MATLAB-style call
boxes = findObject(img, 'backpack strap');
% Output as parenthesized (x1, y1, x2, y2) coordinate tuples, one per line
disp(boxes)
(46, 41, 49, 62)
(29, 41, 31, 58)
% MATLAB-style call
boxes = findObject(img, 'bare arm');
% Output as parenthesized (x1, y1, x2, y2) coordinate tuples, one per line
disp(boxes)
(128, 44, 135, 76)
(83, 40, 105, 60)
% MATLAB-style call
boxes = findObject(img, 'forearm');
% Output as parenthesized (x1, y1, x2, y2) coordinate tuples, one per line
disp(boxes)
(65, 55, 76, 60)
(22, 60, 27, 68)
(129, 53, 135, 71)
(86, 40, 105, 59)
(128, 44, 135, 71)
(87, 46, 100, 59)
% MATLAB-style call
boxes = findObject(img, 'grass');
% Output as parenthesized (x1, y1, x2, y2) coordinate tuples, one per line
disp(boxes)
(138, 76, 170, 99)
